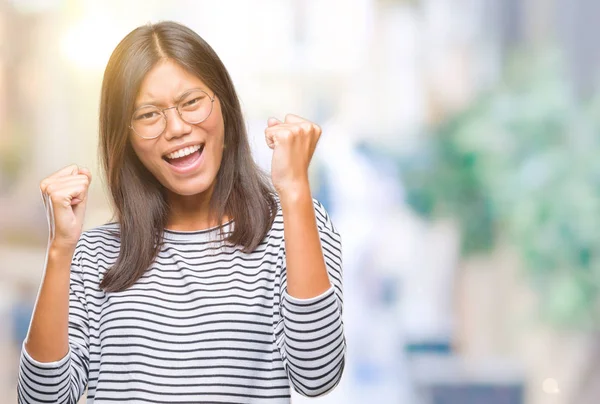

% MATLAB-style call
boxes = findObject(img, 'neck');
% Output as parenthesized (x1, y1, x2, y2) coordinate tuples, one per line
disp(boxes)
(165, 188, 226, 231)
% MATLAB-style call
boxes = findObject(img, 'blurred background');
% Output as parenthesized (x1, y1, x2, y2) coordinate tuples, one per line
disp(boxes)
(1, 0, 600, 403)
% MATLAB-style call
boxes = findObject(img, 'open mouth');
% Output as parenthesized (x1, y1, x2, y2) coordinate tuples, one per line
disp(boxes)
(162, 144, 205, 168)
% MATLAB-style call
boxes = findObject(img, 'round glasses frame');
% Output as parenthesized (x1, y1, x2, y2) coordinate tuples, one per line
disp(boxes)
(129, 89, 216, 140)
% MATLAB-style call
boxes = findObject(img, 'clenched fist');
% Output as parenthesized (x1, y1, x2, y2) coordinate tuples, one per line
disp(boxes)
(39, 165, 92, 251)
(264, 114, 321, 196)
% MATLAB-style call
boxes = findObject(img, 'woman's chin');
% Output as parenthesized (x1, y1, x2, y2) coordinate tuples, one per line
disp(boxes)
(164, 180, 213, 198)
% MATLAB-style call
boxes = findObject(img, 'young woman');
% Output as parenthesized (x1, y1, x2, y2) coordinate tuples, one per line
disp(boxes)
(18, 21, 344, 403)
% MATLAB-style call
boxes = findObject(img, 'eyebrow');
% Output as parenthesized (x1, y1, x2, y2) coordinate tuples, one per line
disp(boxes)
(134, 87, 205, 109)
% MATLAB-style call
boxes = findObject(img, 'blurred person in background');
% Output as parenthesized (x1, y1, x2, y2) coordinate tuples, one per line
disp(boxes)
(17, 21, 345, 403)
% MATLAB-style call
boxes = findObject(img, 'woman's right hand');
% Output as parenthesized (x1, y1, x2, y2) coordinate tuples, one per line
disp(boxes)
(40, 164, 92, 251)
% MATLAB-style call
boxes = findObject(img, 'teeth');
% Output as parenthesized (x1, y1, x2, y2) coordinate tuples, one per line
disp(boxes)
(166, 144, 201, 160)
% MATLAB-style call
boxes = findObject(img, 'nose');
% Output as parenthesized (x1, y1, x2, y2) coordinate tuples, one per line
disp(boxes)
(163, 106, 192, 140)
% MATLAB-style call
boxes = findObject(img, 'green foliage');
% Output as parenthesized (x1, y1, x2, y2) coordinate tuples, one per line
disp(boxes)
(401, 52, 600, 328)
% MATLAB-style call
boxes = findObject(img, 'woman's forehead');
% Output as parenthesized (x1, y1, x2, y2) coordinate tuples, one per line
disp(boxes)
(135, 60, 209, 107)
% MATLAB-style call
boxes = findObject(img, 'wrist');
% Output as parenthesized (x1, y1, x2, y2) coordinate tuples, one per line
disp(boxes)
(276, 178, 311, 202)
(47, 242, 76, 260)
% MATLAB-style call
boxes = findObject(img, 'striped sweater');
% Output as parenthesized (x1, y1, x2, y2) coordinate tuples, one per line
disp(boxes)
(17, 198, 345, 403)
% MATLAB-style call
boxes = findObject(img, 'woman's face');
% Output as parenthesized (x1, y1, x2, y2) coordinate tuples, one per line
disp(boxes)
(129, 59, 225, 198)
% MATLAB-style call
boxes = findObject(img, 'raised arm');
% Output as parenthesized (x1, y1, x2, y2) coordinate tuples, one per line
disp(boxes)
(18, 165, 92, 403)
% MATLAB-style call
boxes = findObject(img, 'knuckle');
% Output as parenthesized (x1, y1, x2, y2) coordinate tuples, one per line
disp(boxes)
(49, 191, 60, 203)
(301, 122, 312, 133)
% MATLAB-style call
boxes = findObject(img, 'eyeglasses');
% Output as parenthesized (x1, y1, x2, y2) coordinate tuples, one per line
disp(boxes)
(130, 89, 215, 139)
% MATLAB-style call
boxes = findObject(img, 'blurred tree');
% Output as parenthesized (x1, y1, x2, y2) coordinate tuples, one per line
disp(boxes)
(401, 50, 600, 329)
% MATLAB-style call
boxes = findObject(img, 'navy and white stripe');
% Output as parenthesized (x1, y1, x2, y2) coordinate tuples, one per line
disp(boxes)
(18, 198, 345, 403)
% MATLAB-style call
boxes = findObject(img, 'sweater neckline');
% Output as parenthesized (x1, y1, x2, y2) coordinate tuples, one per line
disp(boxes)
(162, 220, 234, 242)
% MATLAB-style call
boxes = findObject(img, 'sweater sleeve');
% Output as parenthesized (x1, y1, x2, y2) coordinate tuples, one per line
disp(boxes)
(273, 199, 346, 397)
(17, 245, 90, 404)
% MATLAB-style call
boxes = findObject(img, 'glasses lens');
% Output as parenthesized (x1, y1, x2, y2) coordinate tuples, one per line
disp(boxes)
(179, 90, 213, 124)
(131, 106, 165, 139)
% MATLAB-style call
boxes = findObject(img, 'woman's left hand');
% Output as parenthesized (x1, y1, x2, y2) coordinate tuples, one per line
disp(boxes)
(265, 114, 321, 196)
